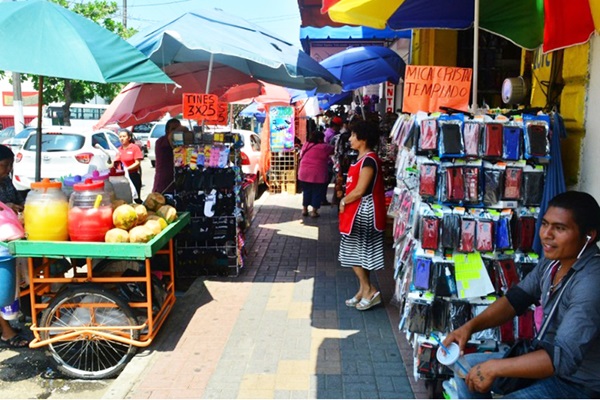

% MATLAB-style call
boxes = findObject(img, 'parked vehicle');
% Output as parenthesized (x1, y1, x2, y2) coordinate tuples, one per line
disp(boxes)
(236, 129, 263, 183)
(40, 103, 109, 130)
(2, 127, 36, 153)
(0, 126, 16, 142)
(132, 122, 155, 155)
(12, 127, 120, 191)
(146, 122, 166, 168)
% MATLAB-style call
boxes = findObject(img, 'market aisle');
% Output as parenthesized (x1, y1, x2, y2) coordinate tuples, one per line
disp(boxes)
(108, 190, 424, 399)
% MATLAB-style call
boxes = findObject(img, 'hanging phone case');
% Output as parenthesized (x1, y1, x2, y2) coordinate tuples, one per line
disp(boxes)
(502, 126, 522, 161)
(414, 257, 432, 290)
(495, 258, 519, 292)
(521, 171, 544, 205)
(458, 218, 476, 253)
(525, 124, 549, 157)
(433, 262, 454, 297)
(419, 163, 438, 199)
(463, 122, 481, 157)
(515, 216, 536, 252)
(517, 309, 535, 340)
(503, 167, 523, 200)
(495, 217, 512, 250)
(442, 213, 461, 249)
(440, 123, 464, 157)
(418, 119, 439, 152)
(445, 166, 465, 202)
(483, 168, 504, 206)
(482, 123, 503, 158)
(420, 216, 440, 250)
(463, 166, 480, 203)
(476, 219, 494, 252)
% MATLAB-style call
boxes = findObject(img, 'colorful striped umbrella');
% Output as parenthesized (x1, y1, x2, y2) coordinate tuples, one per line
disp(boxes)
(326, 0, 599, 53)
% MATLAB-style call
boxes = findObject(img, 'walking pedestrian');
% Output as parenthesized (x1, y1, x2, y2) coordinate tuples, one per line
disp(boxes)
(115, 128, 144, 203)
(338, 121, 386, 311)
(298, 130, 333, 218)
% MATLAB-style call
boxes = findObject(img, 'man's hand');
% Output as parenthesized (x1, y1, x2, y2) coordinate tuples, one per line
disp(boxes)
(466, 361, 496, 393)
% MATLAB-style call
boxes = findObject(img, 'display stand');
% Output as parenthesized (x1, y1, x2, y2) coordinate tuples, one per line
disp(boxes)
(267, 150, 297, 194)
(387, 112, 553, 394)
(8, 212, 190, 380)
(172, 131, 245, 279)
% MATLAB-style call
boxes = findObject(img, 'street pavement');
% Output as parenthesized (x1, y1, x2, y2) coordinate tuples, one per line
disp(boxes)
(103, 185, 428, 399)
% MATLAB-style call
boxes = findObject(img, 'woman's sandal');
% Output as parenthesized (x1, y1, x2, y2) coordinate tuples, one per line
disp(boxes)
(345, 296, 361, 307)
(1, 333, 29, 348)
(302, 210, 309, 217)
(356, 292, 381, 311)
(310, 211, 320, 218)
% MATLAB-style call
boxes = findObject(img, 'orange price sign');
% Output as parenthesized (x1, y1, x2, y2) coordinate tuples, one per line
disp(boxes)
(182, 93, 218, 120)
(205, 102, 229, 125)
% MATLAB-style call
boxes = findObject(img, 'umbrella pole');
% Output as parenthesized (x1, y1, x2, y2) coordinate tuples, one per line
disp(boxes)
(471, 0, 480, 111)
(205, 53, 214, 93)
(35, 75, 44, 182)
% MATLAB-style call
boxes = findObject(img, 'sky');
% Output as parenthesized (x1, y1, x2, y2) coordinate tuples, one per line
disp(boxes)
(104, 0, 303, 45)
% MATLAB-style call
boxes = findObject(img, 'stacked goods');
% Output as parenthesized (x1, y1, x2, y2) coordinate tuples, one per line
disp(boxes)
(104, 192, 177, 243)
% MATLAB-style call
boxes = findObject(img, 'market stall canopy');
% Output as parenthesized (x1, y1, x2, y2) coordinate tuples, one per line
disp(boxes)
(0, 0, 172, 84)
(221, 82, 293, 106)
(96, 63, 259, 128)
(128, 9, 342, 92)
(0, 0, 174, 182)
(326, 0, 600, 53)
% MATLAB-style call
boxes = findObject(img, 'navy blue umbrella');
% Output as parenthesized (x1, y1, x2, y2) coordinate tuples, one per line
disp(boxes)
(533, 112, 567, 255)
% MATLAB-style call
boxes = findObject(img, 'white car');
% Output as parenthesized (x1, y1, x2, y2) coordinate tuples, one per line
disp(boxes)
(147, 122, 167, 167)
(12, 127, 121, 191)
(235, 129, 262, 182)
(2, 127, 36, 153)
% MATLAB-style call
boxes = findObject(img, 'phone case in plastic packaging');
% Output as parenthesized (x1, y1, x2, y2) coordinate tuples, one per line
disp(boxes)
(419, 163, 438, 200)
(439, 123, 465, 158)
(476, 219, 494, 252)
(420, 216, 441, 250)
(444, 166, 465, 203)
(502, 126, 522, 161)
(448, 301, 472, 331)
(521, 169, 544, 206)
(458, 217, 476, 253)
(463, 122, 482, 157)
(416, 341, 436, 375)
(483, 167, 504, 206)
(442, 213, 461, 249)
(418, 118, 439, 154)
(524, 122, 550, 159)
(495, 217, 512, 250)
(430, 300, 450, 333)
(463, 166, 481, 204)
(515, 215, 536, 252)
(495, 258, 519, 292)
(503, 167, 523, 200)
(471, 304, 500, 341)
(481, 122, 503, 159)
(413, 257, 433, 290)
(407, 301, 431, 334)
(433, 262, 455, 298)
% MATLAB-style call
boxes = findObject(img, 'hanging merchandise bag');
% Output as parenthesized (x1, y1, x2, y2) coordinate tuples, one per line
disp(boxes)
(524, 122, 550, 159)
(476, 219, 494, 252)
(463, 165, 481, 204)
(483, 164, 504, 206)
(463, 122, 482, 158)
(420, 215, 441, 250)
(418, 163, 438, 200)
(521, 168, 545, 206)
(481, 122, 503, 159)
(503, 167, 523, 200)
(417, 118, 439, 155)
(0, 201, 25, 242)
(439, 122, 465, 158)
(502, 125, 522, 161)
(458, 217, 476, 253)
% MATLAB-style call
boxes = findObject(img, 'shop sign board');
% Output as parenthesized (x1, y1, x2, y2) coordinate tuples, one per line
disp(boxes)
(269, 106, 295, 151)
(182, 93, 228, 124)
(402, 66, 472, 114)
(385, 81, 395, 113)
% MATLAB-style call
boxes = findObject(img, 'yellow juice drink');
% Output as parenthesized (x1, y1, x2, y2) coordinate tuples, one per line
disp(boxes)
(24, 201, 69, 241)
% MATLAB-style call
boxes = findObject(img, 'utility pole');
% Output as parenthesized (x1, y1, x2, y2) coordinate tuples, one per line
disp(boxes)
(12, 72, 25, 131)
(123, 0, 127, 28)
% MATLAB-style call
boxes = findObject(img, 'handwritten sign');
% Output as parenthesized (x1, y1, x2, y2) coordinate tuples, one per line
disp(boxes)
(402, 66, 472, 113)
(385, 81, 395, 113)
(182, 93, 218, 120)
(204, 102, 229, 125)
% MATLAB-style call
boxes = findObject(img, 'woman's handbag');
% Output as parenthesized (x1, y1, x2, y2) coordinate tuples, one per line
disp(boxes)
(492, 264, 575, 395)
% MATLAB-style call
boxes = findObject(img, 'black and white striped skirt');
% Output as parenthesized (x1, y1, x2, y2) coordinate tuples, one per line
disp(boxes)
(339, 194, 384, 270)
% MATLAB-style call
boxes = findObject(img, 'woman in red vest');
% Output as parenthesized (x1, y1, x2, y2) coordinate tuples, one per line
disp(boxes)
(338, 121, 387, 311)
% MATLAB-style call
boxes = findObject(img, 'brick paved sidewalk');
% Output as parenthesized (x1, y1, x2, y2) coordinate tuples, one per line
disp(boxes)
(108, 189, 428, 399)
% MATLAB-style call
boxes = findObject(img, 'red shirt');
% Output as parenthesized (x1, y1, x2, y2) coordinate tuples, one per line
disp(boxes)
(116, 144, 143, 172)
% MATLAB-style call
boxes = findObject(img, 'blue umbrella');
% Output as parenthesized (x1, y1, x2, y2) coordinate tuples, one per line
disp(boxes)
(128, 9, 341, 93)
(239, 102, 266, 123)
(533, 112, 567, 255)
(321, 45, 405, 91)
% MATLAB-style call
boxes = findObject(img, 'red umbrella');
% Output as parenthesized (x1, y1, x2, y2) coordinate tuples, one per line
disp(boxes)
(96, 63, 259, 128)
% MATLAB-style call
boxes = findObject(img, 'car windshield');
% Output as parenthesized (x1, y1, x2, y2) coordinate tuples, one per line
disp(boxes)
(15, 128, 35, 139)
(150, 124, 166, 138)
(23, 134, 85, 152)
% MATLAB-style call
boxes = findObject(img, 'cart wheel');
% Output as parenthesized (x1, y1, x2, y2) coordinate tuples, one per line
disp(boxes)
(39, 285, 139, 379)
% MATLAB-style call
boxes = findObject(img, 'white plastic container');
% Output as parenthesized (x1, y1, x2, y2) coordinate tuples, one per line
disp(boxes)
(436, 342, 471, 378)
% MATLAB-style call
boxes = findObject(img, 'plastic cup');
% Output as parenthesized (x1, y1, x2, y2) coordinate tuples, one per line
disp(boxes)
(436, 342, 471, 378)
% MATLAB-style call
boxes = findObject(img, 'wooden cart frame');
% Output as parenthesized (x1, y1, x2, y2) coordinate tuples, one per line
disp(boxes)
(8, 212, 190, 379)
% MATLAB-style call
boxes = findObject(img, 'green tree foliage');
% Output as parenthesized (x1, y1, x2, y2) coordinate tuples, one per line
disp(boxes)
(26, 0, 137, 125)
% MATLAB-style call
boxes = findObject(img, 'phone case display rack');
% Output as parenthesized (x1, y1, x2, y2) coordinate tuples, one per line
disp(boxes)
(387, 112, 556, 391)
(172, 132, 246, 278)
(267, 150, 297, 194)
(7, 213, 190, 380)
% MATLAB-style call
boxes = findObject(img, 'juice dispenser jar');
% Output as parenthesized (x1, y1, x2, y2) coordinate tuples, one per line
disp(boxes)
(85, 170, 116, 202)
(108, 167, 133, 204)
(23, 178, 69, 241)
(68, 179, 114, 242)
(61, 175, 82, 201)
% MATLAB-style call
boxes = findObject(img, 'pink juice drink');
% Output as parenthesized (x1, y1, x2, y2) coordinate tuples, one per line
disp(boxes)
(68, 206, 114, 242)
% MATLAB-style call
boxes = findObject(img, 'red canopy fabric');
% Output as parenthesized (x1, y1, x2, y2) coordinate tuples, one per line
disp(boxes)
(543, 0, 596, 52)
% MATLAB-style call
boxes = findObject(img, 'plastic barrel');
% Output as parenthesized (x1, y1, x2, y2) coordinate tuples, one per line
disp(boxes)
(0, 247, 16, 308)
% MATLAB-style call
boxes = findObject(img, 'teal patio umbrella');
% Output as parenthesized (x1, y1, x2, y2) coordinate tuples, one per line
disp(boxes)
(0, 0, 174, 181)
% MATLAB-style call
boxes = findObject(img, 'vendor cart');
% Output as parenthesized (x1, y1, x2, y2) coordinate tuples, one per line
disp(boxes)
(7, 212, 190, 379)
